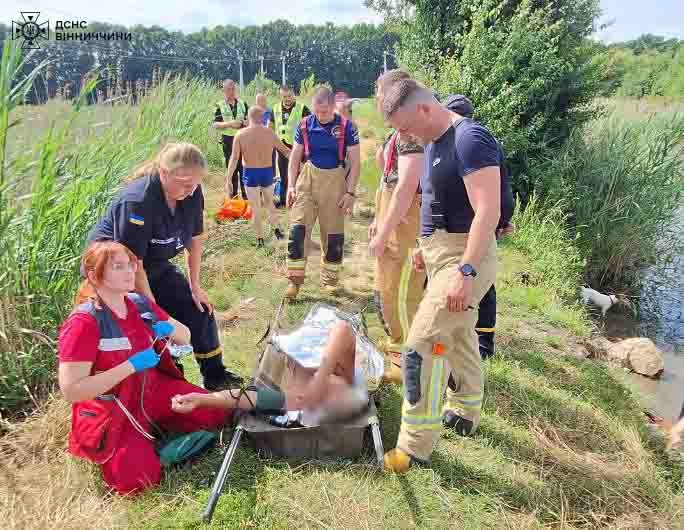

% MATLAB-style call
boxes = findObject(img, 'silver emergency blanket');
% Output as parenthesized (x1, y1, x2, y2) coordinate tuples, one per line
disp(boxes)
(270, 304, 385, 390)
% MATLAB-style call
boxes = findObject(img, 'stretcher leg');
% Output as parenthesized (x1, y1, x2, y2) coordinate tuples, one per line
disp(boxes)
(370, 420, 384, 469)
(202, 425, 244, 523)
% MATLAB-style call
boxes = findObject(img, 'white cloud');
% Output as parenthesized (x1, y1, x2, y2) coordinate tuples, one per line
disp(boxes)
(1, 1, 383, 33)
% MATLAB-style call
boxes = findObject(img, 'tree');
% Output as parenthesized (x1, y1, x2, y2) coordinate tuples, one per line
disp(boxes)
(15, 20, 398, 100)
(368, 0, 605, 198)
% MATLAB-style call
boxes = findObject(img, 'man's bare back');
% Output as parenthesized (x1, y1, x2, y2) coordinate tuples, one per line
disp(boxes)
(233, 125, 290, 168)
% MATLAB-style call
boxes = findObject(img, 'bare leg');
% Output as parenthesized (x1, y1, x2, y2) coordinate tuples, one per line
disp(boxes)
(245, 186, 264, 239)
(261, 184, 280, 229)
(298, 321, 356, 408)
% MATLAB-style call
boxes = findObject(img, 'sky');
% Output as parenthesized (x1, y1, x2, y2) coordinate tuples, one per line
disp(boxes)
(1, 1, 682, 43)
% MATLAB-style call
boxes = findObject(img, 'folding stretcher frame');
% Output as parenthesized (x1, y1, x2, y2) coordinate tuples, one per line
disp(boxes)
(202, 301, 385, 523)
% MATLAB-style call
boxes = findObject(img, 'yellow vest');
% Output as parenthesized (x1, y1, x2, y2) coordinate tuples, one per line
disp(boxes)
(217, 99, 248, 137)
(273, 102, 304, 144)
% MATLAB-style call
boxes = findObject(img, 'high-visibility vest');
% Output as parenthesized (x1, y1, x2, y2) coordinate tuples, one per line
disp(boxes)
(273, 102, 304, 145)
(217, 99, 248, 137)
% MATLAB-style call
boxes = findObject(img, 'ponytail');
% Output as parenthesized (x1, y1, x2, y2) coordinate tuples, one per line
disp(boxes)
(126, 142, 207, 182)
(74, 279, 97, 307)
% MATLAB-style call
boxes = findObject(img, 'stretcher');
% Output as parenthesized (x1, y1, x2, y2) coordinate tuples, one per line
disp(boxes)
(202, 301, 386, 523)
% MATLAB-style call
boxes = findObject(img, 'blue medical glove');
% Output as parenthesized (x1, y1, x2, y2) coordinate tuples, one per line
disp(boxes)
(128, 347, 159, 373)
(152, 320, 175, 339)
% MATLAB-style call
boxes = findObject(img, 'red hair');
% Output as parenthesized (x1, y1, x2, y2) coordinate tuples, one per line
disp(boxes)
(74, 241, 138, 307)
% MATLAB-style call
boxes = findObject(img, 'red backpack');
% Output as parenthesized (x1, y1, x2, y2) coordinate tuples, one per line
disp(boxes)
(383, 131, 399, 177)
(300, 115, 349, 167)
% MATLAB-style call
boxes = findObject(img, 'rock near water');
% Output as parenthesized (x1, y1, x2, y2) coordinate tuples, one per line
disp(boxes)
(608, 338, 665, 377)
(583, 337, 665, 378)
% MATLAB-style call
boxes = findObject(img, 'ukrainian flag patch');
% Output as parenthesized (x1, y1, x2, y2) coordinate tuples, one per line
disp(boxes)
(129, 214, 145, 226)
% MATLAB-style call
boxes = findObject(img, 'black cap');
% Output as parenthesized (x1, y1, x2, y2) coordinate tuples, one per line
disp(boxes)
(444, 94, 474, 118)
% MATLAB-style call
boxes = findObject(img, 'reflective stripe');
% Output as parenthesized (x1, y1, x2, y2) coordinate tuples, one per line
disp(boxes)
(400, 418, 443, 429)
(287, 260, 307, 270)
(430, 357, 445, 419)
(452, 402, 481, 412)
(453, 393, 482, 401)
(475, 327, 495, 333)
(452, 398, 482, 406)
(150, 237, 176, 245)
(321, 261, 342, 271)
(397, 252, 412, 341)
(98, 337, 132, 351)
(402, 356, 446, 427)
(194, 346, 222, 360)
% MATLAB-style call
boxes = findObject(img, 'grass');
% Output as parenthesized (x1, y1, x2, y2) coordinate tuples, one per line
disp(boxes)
(2, 47, 683, 527)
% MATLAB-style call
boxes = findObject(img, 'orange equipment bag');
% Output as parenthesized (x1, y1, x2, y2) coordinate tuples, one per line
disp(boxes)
(215, 197, 253, 221)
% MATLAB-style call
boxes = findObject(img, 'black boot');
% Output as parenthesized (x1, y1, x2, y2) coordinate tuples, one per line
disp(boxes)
(443, 410, 475, 436)
(199, 355, 243, 391)
(257, 238, 265, 248)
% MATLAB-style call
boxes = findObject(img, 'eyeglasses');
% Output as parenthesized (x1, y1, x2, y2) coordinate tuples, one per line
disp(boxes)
(110, 261, 137, 272)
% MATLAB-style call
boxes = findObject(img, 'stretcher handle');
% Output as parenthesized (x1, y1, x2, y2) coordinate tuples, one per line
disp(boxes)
(202, 425, 244, 523)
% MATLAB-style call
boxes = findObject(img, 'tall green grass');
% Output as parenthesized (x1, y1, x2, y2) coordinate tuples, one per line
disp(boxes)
(0, 41, 225, 414)
(534, 110, 684, 292)
(508, 195, 585, 302)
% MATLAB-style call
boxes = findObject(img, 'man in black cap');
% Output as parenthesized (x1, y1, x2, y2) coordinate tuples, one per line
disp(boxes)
(443, 94, 514, 360)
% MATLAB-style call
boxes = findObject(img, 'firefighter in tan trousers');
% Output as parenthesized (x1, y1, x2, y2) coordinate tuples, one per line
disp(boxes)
(285, 86, 361, 299)
(378, 73, 503, 472)
(368, 71, 426, 384)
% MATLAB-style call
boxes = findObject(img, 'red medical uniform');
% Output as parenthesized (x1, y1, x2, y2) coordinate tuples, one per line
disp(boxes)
(58, 296, 230, 494)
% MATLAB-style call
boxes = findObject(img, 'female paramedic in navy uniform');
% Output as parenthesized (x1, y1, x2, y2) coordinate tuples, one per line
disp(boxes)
(86, 142, 242, 391)
(58, 241, 233, 494)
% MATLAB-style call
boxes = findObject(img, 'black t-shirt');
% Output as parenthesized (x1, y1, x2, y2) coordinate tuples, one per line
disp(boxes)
(87, 174, 204, 266)
(421, 119, 505, 235)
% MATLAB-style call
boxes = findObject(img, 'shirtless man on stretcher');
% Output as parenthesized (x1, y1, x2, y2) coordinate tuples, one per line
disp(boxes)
(172, 321, 368, 424)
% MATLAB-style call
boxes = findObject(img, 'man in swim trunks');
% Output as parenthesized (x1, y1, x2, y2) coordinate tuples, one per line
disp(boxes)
(225, 106, 291, 247)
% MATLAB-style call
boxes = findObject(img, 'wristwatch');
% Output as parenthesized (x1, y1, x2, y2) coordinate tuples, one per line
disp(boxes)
(458, 263, 477, 278)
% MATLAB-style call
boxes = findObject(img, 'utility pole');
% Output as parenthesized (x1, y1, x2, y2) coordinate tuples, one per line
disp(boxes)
(238, 55, 244, 92)
(259, 55, 265, 77)
(281, 55, 286, 86)
(383, 51, 388, 73)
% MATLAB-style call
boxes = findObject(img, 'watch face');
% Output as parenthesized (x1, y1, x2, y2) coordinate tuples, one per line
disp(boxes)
(460, 264, 474, 276)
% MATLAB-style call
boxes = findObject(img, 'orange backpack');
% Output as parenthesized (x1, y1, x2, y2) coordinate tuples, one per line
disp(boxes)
(215, 197, 253, 221)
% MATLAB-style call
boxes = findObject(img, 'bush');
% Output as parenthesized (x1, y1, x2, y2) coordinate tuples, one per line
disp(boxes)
(533, 112, 684, 292)
(242, 73, 280, 98)
(392, 0, 605, 200)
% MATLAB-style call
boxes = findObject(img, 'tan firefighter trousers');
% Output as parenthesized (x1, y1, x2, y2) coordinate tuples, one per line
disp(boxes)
(286, 162, 347, 287)
(373, 185, 426, 369)
(396, 230, 496, 462)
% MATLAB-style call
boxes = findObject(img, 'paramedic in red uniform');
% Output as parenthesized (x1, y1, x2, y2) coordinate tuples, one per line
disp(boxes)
(58, 241, 238, 494)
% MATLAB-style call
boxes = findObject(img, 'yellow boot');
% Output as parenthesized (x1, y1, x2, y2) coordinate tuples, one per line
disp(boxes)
(384, 448, 413, 473)
(382, 362, 402, 385)
(284, 282, 300, 300)
(381, 344, 403, 385)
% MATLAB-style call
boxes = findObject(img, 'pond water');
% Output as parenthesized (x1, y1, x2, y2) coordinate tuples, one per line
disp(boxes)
(604, 210, 683, 421)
